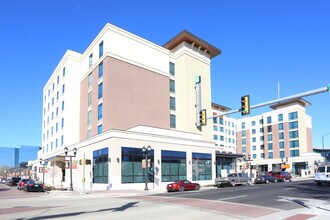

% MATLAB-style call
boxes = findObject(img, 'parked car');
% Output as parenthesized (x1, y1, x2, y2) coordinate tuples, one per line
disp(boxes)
(215, 173, 251, 187)
(315, 163, 330, 186)
(1, 178, 7, 184)
(254, 174, 277, 184)
(6, 177, 21, 186)
(23, 180, 44, 192)
(271, 172, 292, 182)
(17, 178, 31, 190)
(167, 180, 200, 192)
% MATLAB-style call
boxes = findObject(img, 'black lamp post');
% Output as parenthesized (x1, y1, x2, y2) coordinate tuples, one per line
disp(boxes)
(39, 159, 48, 185)
(142, 146, 151, 190)
(64, 147, 77, 191)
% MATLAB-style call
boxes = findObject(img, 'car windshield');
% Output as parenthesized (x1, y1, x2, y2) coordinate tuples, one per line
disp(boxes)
(318, 167, 325, 172)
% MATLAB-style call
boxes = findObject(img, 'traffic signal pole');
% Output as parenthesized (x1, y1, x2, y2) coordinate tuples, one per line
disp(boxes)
(210, 84, 330, 118)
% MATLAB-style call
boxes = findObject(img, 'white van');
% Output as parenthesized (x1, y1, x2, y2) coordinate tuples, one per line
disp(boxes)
(315, 163, 330, 186)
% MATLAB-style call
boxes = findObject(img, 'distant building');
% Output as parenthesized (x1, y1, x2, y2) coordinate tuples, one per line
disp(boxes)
(313, 148, 330, 161)
(0, 146, 39, 167)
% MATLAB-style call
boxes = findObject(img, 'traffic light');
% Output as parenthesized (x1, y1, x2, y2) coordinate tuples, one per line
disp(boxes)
(241, 95, 250, 116)
(199, 109, 207, 126)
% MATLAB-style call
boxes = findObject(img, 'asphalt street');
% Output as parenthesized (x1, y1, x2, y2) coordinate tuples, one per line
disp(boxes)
(1, 179, 330, 219)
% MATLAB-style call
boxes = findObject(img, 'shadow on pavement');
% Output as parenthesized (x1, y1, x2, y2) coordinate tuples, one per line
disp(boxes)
(18, 202, 139, 220)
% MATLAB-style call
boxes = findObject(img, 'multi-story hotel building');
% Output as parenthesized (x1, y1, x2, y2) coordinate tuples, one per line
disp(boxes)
(32, 23, 222, 190)
(234, 98, 323, 177)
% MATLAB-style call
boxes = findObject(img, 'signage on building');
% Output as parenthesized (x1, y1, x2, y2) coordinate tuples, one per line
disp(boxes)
(65, 160, 79, 169)
(195, 75, 202, 126)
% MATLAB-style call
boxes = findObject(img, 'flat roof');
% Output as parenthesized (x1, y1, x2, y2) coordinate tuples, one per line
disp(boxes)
(163, 30, 222, 58)
(212, 102, 231, 112)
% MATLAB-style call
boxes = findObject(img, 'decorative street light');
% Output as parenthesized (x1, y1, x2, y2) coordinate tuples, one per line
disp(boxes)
(39, 159, 48, 185)
(64, 147, 77, 191)
(322, 133, 330, 157)
(142, 145, 151, 190)
(243, 154, 253, 177)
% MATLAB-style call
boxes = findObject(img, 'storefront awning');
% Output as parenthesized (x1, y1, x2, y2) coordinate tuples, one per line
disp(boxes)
(216, 151, 244, 158)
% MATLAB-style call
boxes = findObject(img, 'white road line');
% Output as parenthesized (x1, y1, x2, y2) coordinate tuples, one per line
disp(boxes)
(217, 195, 247, 201)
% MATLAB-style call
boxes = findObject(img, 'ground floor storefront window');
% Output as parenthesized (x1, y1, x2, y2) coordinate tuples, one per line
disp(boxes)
(216, 157, 234, 177)
(192, 152, 212, 181)
(121, 147, 154, 183)
(93, 148, 108, 183)
(161, 150, 186, 182)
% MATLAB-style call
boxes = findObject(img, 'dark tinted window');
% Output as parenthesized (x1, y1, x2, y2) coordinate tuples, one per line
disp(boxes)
(318, 167, 325, 172)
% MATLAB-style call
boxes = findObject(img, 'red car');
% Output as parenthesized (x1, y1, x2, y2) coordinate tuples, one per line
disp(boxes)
(17, 178, 30, 190)
(167, 180, 200, 192)
(271, 172, 292, 182)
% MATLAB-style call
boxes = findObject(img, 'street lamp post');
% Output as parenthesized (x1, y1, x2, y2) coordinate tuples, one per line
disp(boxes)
(142, 146, 151, 191)
(64, 147, 77, 191)
(243, 154, 253, 177)
(322, 133, 330, 157)
(39, 159, 48, 185)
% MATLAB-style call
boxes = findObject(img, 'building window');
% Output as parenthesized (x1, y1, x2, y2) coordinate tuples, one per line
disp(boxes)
(97, 124, 102, 134)
(251, 121, 256, 126)
(267, 125, 272, 133)
(252, 137, 256, 143)
(242, 146, 246, 153)
(62, 101, 64, 111)
(192, 153, 212, 181)
(87, 129, 92, 139)
(279, 132, 284, 140)
(56, 91, 59, 100)
(268, 143, 273, 150)
(55, 139, 58, 148)
(57, 75, 60, 84)
(278, 114, 283, 122)
(62, 84, 65, 94)
(268, 134, 272, 141)
(259, 119, 263, 124)
(289, 130, 299, 139)
(88, 91, 92, 107)
(213, 135, 218, 141)
(170, 79, 175, 93)
(290, 150, 300, 157)
(87, 110, 92, 126)
(261, 153, 265, 158)
(279, 141, 284, 149)
(169, 62, 175, 76)
(278, 123, 284, 131)
(170, 96, 176, 111)
(122, 147, 154, 183)
(252, 129, 256, 134)
(289, 121, 298, 130)
(56, 123, 58, 132)
(288, 111, 298, 120)
(98, 62, 103, 79)
(161, 150, 186, 182)
(89, 54, 93, 68)
(260, 127, 264, 133)
(213, 125, 218, 131)
(93, 148, 108, 183)
(98, 83, 103, 99)
(267, 116, 272, 124)
(241, 122, 246, 129)
(61, 118, 64, 128)
(260, 136, 264, 141)
(290, 140, 299, 148)
(56, 107, 58, 116)
(280, 151, 285, 158)
(63, 67, 66, 77)
(88, 73, 93, 88)
(170, 114, 176, 128)
(253, 154, 257, 159)
(268, 152, 273, 159)
(242, 138, 246, 145)
(252, 146, 257, 151)
(99, 41, 103, 58)
(98, 104, 103, 121)
(242, 130, 246, 137)
(220, 136, 224, 141)
(61, 135, 64, 146)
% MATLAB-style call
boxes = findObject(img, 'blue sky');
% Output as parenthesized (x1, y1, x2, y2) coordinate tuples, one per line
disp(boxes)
(0, 0, 329, 149)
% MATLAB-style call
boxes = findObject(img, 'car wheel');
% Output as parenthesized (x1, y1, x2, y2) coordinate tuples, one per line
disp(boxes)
(195, 185, 200, 190)
(179, 186, 184, 192)
(317, 182, 322, 186)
